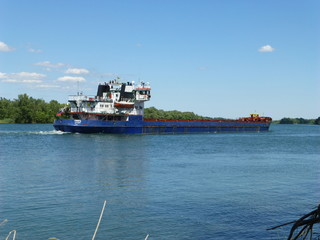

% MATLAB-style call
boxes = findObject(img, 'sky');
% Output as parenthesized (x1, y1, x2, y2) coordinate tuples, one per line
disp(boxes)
(0, 0, 319, 120)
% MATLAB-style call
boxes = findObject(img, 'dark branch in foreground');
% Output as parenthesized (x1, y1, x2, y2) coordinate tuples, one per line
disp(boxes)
(268, 204, 320, 240)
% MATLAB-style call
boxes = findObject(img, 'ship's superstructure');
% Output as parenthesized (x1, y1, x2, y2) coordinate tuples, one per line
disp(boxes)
(60, 79, 151, 121)
(54, 79, 272, 134)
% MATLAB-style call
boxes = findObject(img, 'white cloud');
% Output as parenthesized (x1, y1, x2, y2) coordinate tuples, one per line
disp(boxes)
(0, 72, 7, 78)
(198, 66, 208, 71)
(28, 48, 42, 53)
(258, 45, 275, 52)
(16, 72, 45, 78)
(2, 78, 43, 83)
(0, 41, 14, 52)
(36, 84, 60, 88)
(34, 61, 65, 68)
(57, 76, 86, 82)
(21, 79, 43, 83)
(65, 68, 89, 74)
(0, 71, 46, 84)
(2, 79, 18, 83)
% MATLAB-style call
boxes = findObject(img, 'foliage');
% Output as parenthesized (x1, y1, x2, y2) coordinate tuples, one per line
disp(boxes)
(2, 95, 318, 125)
(144, 108, 320, 124)
(279, 117, 319, 125)
(144, 107, 217, 120)
(0, 94, 65, 124)
(0, 118, 14, 123)
(279, 118, 295, 124)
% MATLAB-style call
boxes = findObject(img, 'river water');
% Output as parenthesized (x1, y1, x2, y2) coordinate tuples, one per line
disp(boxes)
(0, 124, 319, 239)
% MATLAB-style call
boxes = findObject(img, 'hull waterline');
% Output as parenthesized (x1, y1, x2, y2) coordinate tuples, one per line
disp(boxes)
(53, 117, 271, 134)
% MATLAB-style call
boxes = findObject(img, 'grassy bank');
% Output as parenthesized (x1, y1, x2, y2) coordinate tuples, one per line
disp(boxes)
(0, 118, 15, 124)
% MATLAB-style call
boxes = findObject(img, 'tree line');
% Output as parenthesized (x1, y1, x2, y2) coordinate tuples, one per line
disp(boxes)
(145, 108, 320, 124)
(0, 94, 65, 123)
(0, 94, 319, 124)
(144, 107, 226, 120)
(276, 117, 320, 125)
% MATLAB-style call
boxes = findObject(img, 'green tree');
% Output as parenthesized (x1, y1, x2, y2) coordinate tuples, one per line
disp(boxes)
(296, 118, 311, 124)
(14, 94, 34, 123)
(279, 118, 295, 124)
(0, 97, 14, 119)
(0, 94, 65, 124)
(144, 107, 213, 120)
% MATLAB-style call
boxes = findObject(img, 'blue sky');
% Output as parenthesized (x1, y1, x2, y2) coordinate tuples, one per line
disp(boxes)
(0, 0, 319, 119)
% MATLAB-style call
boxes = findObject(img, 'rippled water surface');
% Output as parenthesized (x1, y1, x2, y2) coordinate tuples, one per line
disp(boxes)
(0, 124, 319, 239)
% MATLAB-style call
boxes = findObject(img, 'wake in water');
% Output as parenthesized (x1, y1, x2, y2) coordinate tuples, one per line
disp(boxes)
(0, 130, 68, 135)
(35, 130, 67, 135)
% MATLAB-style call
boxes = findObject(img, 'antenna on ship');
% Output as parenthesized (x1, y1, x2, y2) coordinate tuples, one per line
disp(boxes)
(77, 80, 79, 95)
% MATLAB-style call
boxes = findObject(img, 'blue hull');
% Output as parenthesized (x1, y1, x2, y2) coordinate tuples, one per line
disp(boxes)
(53, 116, 271, 134)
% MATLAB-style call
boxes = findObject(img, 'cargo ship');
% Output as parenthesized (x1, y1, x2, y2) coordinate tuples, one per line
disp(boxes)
(53, 79, 272, 134)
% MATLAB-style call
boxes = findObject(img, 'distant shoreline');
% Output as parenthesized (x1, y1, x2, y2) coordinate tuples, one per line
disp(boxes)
(1, 94, 319, 125)
(272, 117, 320, 125)
(1, 118, 319, 125)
